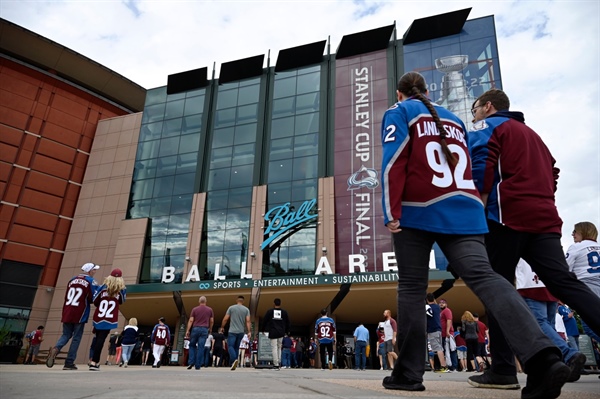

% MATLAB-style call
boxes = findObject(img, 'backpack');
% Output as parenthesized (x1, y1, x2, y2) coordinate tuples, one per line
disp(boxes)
(26, 330, 36, 341)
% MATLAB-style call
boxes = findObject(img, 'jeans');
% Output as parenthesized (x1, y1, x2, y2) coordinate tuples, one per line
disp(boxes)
(484, 221, 600, 375)
(189, 326, 208, 369)
(523, 298, 578, 363)
(55, 322, 86, 366)
(282, 348, 291, 367)
(378, 342, 387, 369)
(391, 228, 558, 383)
(355, 340, 367, 369)
(270, 337, 282, 367)
(227, 332, 244, 366)
(121, 344, 135, 363)
(203, 345, 212, 366)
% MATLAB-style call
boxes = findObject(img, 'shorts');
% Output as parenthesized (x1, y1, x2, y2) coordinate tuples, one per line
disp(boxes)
(427, 331, 443, 352)
(378, 342, 386, 356)
(384, 340, 394, 353)
(28, 344, 40, 356)
(457, 349, 467, 360)
(108, 347, 117, 356)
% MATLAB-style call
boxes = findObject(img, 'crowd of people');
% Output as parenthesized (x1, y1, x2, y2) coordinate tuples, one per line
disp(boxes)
(21, 72, 599, 399)
(379, 73, 600, 398)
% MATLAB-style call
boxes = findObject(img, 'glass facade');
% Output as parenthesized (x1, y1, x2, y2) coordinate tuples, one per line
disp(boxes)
(263, 66, 321, 276)
(201, 78, 261, 280)
(129, 87, 206, 283)
(126, 15, 500, 284)
(403, 16, 501, 130)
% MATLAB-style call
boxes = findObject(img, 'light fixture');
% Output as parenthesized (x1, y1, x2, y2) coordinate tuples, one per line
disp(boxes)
(250, 252, 256, 258)
(322, 247, 327, 254)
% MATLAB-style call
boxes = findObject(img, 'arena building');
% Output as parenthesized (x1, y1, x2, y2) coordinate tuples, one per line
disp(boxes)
(0, 8, 502, 365)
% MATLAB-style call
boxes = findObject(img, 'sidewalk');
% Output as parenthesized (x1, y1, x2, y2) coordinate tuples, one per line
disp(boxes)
(1, 364, 598, 399)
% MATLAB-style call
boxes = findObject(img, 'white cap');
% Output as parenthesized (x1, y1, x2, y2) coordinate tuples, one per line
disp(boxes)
(81, 263, 100, 273)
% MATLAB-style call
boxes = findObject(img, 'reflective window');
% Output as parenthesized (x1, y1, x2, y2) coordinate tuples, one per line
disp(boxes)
(131, 86, 207, 283)
(262, 66, 321, 276)
(403, 16, 501, 131)
(184, 95, 204, 116)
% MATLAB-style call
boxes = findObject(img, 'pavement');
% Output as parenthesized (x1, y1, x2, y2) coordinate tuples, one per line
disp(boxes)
(1, 364, 598, 399)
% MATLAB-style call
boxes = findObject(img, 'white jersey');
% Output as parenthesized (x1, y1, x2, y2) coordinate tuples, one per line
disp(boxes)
(555, 312, 566, 335)
(515, 259, 546, 290)
(205, 334, 214, 348)
(565, 240, 600, 281)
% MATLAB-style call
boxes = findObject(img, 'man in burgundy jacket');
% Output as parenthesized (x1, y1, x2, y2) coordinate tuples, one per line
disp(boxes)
(467, 89, 600, 395)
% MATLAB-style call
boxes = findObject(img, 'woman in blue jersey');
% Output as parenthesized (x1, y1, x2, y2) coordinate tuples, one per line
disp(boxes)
(380, 72, 569, 399)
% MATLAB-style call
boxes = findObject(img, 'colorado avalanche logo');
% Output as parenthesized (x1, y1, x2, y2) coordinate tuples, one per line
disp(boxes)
(347, 166, 379, 190)
(471, 120, 489, 131)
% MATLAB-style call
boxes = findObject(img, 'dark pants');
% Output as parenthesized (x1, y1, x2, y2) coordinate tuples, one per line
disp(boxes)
(92, 329, 110, 364)
(485, 221, 600, 375)
(319, 342, 333, 368)
(391, 228, 558, 383)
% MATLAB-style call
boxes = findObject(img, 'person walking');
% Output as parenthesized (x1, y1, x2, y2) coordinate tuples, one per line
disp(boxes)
(120, 318, 138, 368)
(24, 326, 44, 364)
(379, 72, 570, 398)
(382, 309, 398, 371)
(221, 295, 251, 371)
(295, 337, 305, 369)
(185, 296, 214, 370)
(89, 268, 127, 371)
(565, 221, 600, 343)
(467, 88, 600, 392)
(353, 323, 369, 370)
(376, 324, 388, 370)
(212, 327, 225, 367)
(438, 299, 458, 371)
(151, 317, 171, 368)
(204, 331, 214, 367)
(461, 311, 479, 372)
(516, 259, 587, 382)
(262, 297, 290, 370)
(425, 293, 449, 372)
(315, 309, 336, 370)
(141, 333, 152, 366)
(46, 262, 100, 370)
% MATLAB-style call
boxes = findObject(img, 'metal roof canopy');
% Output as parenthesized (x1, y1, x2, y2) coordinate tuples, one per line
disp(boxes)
(275, 40, 327, 72)
(402, 8, 471, 45)
(336, 24, 395, 59)
(219, 54, 265, 84)
(166, 67, 208, 95)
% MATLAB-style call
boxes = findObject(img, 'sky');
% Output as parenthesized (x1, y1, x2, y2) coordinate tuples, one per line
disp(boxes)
(1, 0, 598, 249)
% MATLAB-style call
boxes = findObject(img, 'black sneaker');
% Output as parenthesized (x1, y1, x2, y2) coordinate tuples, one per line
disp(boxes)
(63, 364, 78, 370)
(156, 362, 161, 368)
(468, 370, 520, 390)
(89, 364, 100, 371)
(382, 375, 425, 391)
(46, 347, 59, 368)
(522, 361, 570, 399)
(187, 364, 193, 370)
(566, 352, 586, 382)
